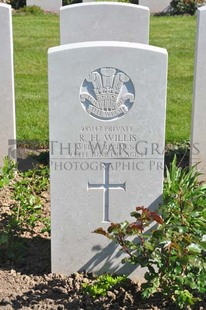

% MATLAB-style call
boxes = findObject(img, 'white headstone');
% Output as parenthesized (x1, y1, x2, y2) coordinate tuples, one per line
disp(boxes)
(190, 7, 206, 181)
(0, 4, 16, 167)
(60, 3, 149, 45)
(81, 0, 170, 13)
(26, 0, 62, 12)
(139, 0, 170, 13)
(49, 41, 167, 280)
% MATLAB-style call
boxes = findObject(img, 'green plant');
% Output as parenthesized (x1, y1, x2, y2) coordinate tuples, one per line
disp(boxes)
(170, 0, 204, 15)
(15, 5, 44, 15)
(0, 157, 16, 189)
(0, 230, 26, 260)
(94, 157, 206, 308)
(82, 274, 127, 297)
(0, 160, 50, 261)
(165, 140, 190, 169)
(11, 164, 50, 234)
(63, 0, 81, 5)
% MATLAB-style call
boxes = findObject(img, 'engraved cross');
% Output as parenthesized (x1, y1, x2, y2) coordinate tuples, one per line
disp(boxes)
(88, 163, 126, 222)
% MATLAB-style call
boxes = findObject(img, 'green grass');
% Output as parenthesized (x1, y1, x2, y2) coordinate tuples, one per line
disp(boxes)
(13, 14, 59, 145)
(13, 13, 196, 145)
(150, 15, 196, 143)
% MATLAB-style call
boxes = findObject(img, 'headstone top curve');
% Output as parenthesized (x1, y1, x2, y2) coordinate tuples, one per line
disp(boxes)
(0, 3, 12, 10)
(48, 41, 167, 56)
(198, 6, 206, 12)
(60, 2, 150, 12)
(60, 2, 150, 45)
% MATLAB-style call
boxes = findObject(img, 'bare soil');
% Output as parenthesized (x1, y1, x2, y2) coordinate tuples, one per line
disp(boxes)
(0, 150, 205, 310)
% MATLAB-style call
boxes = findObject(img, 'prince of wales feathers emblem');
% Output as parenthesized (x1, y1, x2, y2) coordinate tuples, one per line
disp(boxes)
(80, 67, 135, 121)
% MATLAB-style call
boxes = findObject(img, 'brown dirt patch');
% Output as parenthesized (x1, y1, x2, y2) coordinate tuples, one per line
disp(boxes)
(0, 151, 205, 310)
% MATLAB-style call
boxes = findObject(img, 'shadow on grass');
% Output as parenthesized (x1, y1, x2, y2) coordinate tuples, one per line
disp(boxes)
(165, 142, 190, 170)
(17, 150, 49, 171)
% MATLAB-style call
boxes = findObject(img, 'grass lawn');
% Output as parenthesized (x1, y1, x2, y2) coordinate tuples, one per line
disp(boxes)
(13, 13, 59, 145)
(150, 15, 196, 143)
(13, 13, 196, 145)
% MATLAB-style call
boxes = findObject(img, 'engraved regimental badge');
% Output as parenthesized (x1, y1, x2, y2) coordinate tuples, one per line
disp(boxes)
(80, 67, 135, 121)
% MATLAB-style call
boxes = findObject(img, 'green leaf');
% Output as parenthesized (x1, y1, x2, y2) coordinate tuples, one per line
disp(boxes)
(0, 233, 9, 245)
(144, 241, 154, 251)
(130, 211, 141, 219)
(174, 265, 182, 274)
(187, 243, 201, 254)
(107, 223, 121, 234)
(201, 234, 206, 242)
(120, 221, 129, 230)
(93, 228, 109, 237)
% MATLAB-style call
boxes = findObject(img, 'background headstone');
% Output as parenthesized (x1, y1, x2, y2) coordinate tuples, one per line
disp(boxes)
(190, 7, 206, 181)
(49, 41, 167, 281)
(81, 0, 170, 13)
(0, 4, 16, 167)
(60, 3, 149, 45)
(139, 0, 170, 13)
(26, 0, 62, 12)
